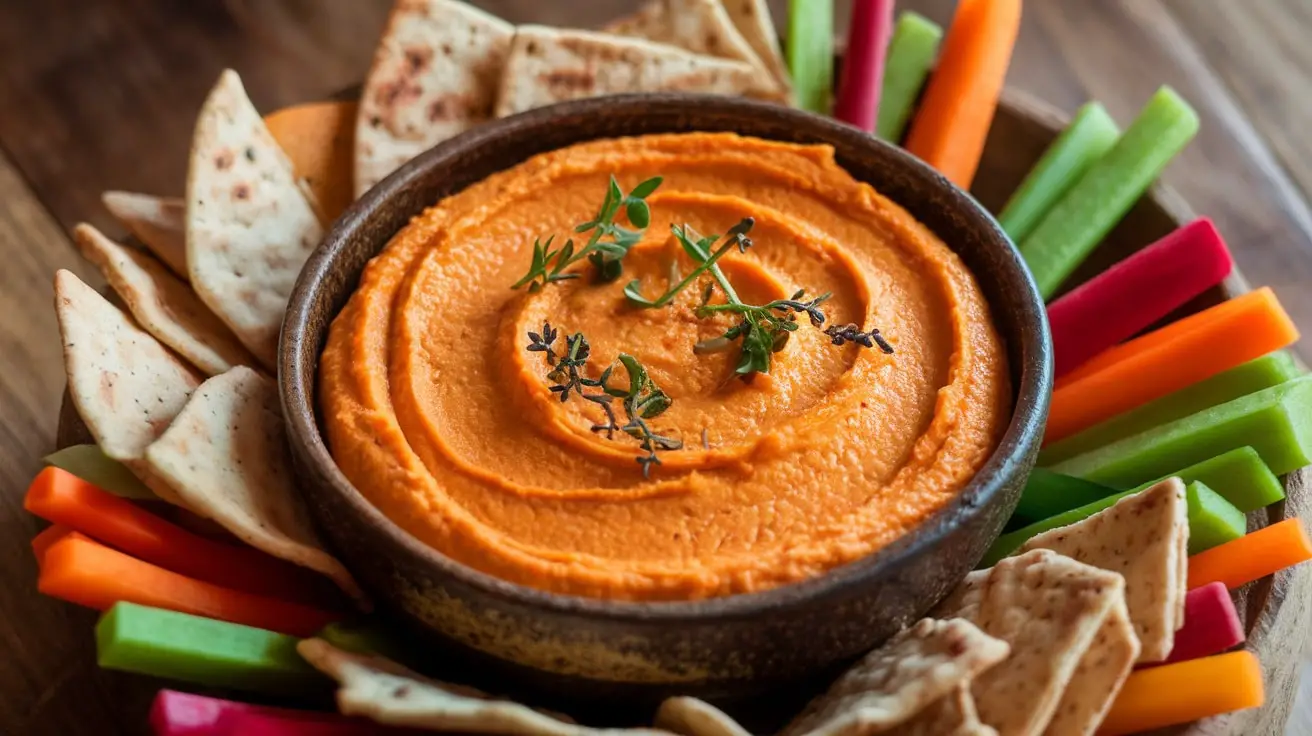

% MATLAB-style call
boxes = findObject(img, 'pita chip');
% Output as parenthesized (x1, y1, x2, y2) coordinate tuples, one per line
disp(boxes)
(143, 366, 366, 605)
(656, 697, 751, 736)
(53, 269, 201, 507)
(265, 100, 358, 223)
(1041, 594, 1139, 736)
(1016, 478, 1189, 662)
(354, 0, 514, 197)
(186, 69, 324, 369)
(900, 686, 996, 736)
(495, 27, 764, 118)
(779, 618, 1009, 736)
(932, 568, 988, 621)
(73, 224, 256, 377)
(603, 0, 780, 97)
(101, 191, 188, 279)
(297, 638, 666, 736)
(720, 0, 791, 96)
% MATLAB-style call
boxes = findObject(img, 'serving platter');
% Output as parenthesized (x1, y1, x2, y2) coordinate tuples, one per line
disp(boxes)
(55, 88, 1312, 735)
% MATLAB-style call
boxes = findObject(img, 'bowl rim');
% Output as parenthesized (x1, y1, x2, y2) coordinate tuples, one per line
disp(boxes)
(280, 92, 1053, 622)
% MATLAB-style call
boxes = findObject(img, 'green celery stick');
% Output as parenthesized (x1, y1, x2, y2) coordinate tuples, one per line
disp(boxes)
(317, 621, 406, 662)
(43, 445, 155, 500)
(1014, 468, 1116, 523)
(788, 0, 834, 114)
(96, 602, 324, 693)
(1040, 352, 1303, 465)
(1052, 375, 1312, 488)
(997, 102, 1121, 242)
(1187, 482, 1247, 555)
(984, 448, 1278, 565)
(875, 12, 943, 142)
(1020, 86, 1200, 299)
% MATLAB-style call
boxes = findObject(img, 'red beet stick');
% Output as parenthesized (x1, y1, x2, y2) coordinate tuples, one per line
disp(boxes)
(1048, 218, 1233, 378)
(834, 0, 897, 131)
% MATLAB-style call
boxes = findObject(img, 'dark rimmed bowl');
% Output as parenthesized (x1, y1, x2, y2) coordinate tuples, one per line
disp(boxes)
(279, 93, 1052, 709)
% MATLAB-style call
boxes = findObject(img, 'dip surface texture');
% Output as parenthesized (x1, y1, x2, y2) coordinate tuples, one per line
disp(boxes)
(319, 133, 1011, 601)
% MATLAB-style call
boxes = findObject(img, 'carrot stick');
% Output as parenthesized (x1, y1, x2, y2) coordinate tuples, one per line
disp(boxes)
(24, 466, 336, 607)
(1187, 518, 1312, 590)
(1099, 651, 1263, 735)
(1045, 287, 1299, 444)
(38, 535, 339, 638)
(31, 525, 79, 566)
(902, 0, 1022, 188)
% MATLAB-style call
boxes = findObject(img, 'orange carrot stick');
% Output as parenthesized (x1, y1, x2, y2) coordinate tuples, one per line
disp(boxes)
(24, 467, 336, 607)
(31, 525, 79, 566)
(902, 0, 1022, 188)
(1188, 518, 1312, 590)
(38, 535, 339, 638)
(1098, 651, 1263, 735)
(1045, 288, 1298, 444)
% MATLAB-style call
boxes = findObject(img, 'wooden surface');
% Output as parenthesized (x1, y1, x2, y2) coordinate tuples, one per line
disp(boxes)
(2, 1, 1312, 734)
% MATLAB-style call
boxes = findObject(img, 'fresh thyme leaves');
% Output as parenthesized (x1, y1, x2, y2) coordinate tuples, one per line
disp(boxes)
(623, 218, 755, 307)
(527, 323, 682, 477)
(512, 176, 664, 291)
(824, 323, 895, 354)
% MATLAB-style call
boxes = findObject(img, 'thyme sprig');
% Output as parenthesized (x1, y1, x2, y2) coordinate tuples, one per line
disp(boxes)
(694, 290, 835, 375)
(528, 323, 681, 477)
(622, 218, 755, 307)
(824, 323, 895, 354)
(512, 176, 663, 291)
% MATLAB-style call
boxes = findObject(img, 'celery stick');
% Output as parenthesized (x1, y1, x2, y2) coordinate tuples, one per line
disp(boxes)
(1187, 483, 1247, 554)
(787, 0, 834, 114)
(998, 102, 1121, 242)
(875, 12, 943, 142)
(316, 620, 406, 662)
(1014, 468, 1116, 523)
(1040, 352, 1303, 465)
(1052, 375, 1312, 488)
(96, 602, 323, 694)
(1020, 86, 1200, 299)
(43, 445, 155, 500)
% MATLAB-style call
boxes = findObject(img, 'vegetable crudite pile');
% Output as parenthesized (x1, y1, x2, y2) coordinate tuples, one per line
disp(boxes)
(24, 0, 1312, 735)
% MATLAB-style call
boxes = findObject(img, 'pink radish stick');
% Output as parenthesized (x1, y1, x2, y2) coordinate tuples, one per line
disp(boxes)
(1149, 583, 1245, 667)
(834, 0, 897, 131)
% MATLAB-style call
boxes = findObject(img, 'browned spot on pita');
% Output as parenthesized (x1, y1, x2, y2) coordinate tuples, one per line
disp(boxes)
(404, 46, 433, 71)
(214, 150, 234, 170)
(542, 70, 597, 94)
(232, 183, 250, 200)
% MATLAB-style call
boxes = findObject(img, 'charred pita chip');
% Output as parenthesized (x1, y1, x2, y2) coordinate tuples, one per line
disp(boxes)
(1016, 478, 1188, 663)
(53, 269, 201, 507)
(900, 686, 995, 736)
(1042, 594, 1139, 736)
(73, 224, 256, 376)
(143, 366, 366, 605)
(969, 550, 1124, 736)
(604, 0, 780, 97)
(101, 191, 188, 279)
(721, 0, 791, 96)
(354, 0, 513, 197)
(494, 27, 764, 118)
(265, 100, 358, 223)
(297, 638, 666, 735)
(656, 698, 751, 736)
(780, 618, 1009, 736)
(186, 69, 323, 369)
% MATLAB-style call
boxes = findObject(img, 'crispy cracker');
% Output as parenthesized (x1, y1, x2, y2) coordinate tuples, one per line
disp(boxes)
(297, 638, 666, 735)
(1042, 593, 1139, 736)
(720, 0, 790, 96)
(143, 366, 366, 605)
(655, 697, 751, 736)
(265, 100, 358, 223)
(53, 269, 201, 508)
(970, 550, 1124, 736)
(901, 686, 996, 736)
(603, 0, 780, 97)
(932, 568, 988, 621)
(1017, 478, 1188, 663)
(101, 191, 188, 279)
(185, 69, 323, 369)
(354, 0, 513, 197)
(780, 618, 1009, 736)
(73, 224, 256, 377)
(494, 26, 764, 118)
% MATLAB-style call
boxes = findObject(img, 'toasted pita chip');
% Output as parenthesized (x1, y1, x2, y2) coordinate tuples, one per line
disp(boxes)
(1016, 478, 1188, 663)
(969, 550, 1124, 736)
(185, 69, 323, 369)
(721, 0, 791, 96)
(73, 224, 256, 377)
(297, 638, 666, 735)
(932, 568, 988, 621)
(603, 0, 780, 97)
(656, 698, 751, 736)
(265, 100, 358, 223)
(1042, 594, 1139, 736)
(53, 269, 201, 508)
(900, 686, 996, 736)
(780, 618, 1009, 736)
(142, 366, 366, 605)
(101, 191, 188, 279)
(495, 27, 765, 118)
(354, 0, 513, 197)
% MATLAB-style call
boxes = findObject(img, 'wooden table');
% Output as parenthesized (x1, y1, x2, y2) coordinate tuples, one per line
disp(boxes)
(1, 1, 1310, 734)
